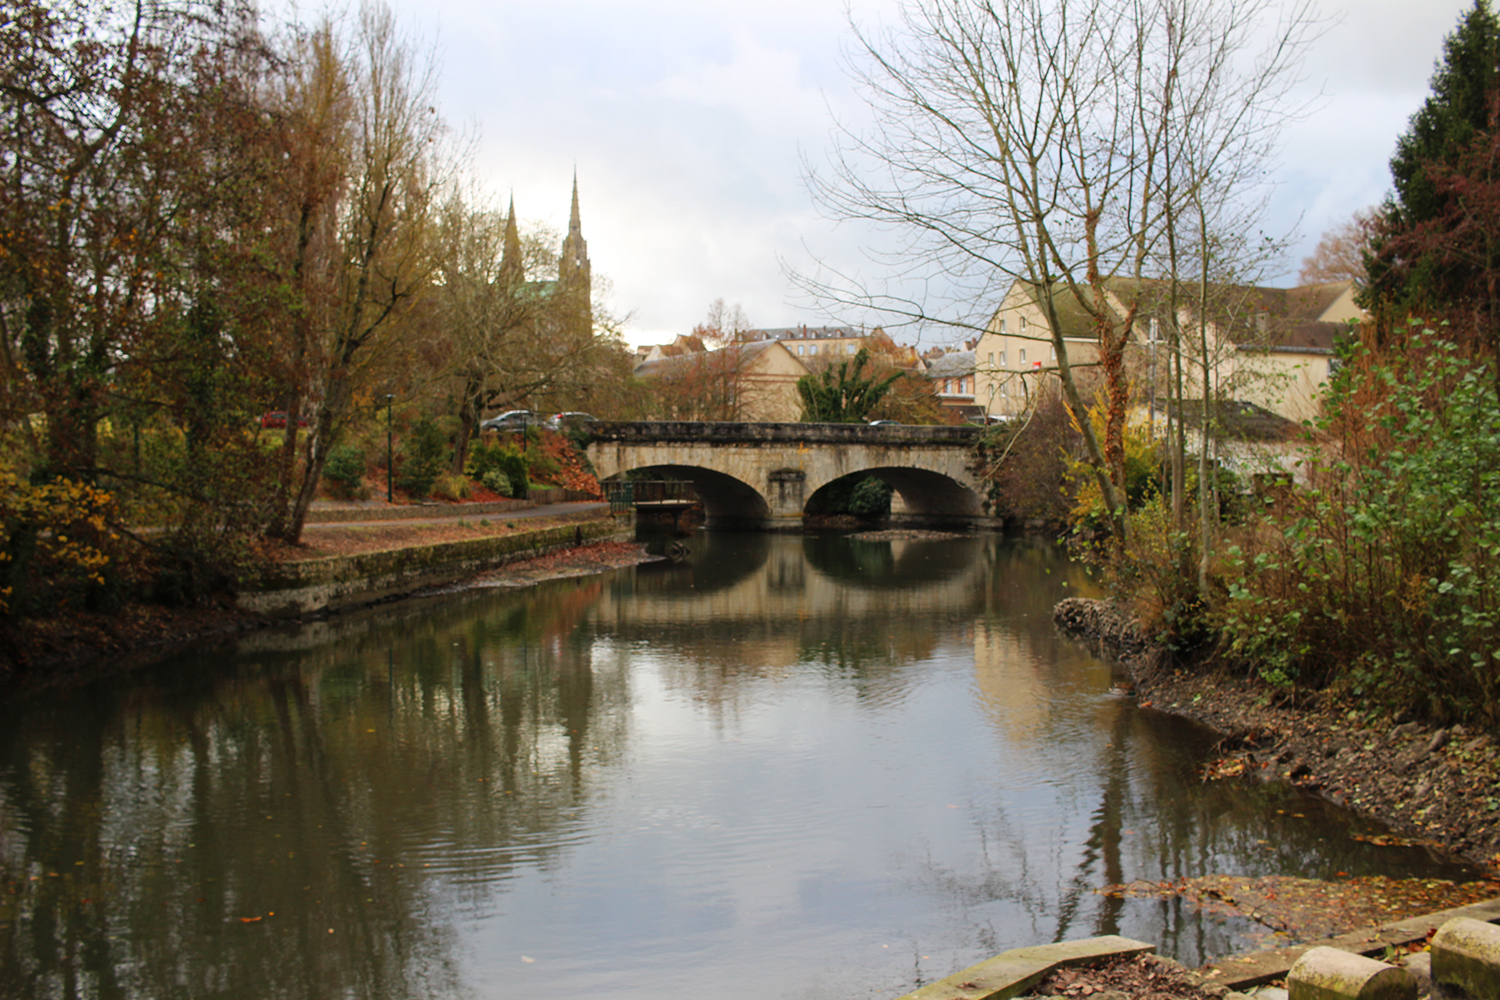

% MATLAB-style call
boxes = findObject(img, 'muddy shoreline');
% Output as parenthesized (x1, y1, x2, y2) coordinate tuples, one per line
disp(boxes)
(1054, 597, 1500, 872)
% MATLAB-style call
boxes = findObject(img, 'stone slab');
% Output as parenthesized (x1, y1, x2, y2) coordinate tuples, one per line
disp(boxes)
(1286, 946, 1415, 1000)
(1431, 915, 1500, 1000)
(1203, 897, 1500, 991)
(893, 935, 1154, 1000)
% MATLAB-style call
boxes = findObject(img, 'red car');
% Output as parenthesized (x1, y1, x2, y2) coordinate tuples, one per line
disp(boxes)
(259, 412, 309, 429)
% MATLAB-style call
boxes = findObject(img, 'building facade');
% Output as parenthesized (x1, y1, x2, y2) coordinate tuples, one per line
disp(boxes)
(973, 278, 1362, 423)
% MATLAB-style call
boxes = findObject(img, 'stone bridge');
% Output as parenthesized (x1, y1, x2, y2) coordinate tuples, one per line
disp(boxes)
(586, 421, 988, 528)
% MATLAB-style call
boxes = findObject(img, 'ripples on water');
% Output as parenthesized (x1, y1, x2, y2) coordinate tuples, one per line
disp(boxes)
(0, 532, 1475, 1000)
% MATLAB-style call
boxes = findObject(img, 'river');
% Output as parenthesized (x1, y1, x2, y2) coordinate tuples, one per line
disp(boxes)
(0, 531, 1473, 999)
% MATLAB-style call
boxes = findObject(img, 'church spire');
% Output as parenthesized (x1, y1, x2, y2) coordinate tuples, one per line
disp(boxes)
(569, 171, 582, 238)
(558, 172, 592, 337)
(499, 193, 524, 288)
(560, 171, 589, 278)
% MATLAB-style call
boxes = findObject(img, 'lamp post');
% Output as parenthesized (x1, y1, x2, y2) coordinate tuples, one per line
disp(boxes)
(385, 394, 394, 503)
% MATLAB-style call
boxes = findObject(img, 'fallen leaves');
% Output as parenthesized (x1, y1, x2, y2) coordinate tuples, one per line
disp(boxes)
(1031, 953, 1217, 1000)
(1098, 875, 1500, 946)
(1201, 757, 1247, 780)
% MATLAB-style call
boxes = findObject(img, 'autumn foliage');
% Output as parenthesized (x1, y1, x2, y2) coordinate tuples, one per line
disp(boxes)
(538, 433, 603, 499)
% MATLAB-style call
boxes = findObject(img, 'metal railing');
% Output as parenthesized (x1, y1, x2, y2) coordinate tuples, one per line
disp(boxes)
(603, 480, 698, 514)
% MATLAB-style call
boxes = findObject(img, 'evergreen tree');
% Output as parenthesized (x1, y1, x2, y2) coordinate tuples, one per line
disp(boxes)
(1370, 1, 1500, 317)
(1389, 0, 1500, 228)
(796, 349, 901, 423)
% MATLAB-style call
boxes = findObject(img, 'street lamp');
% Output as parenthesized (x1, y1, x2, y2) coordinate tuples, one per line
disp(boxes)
(385, 394, 394, 503)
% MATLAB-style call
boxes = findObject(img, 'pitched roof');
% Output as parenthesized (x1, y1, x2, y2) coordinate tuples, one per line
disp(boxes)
(926, 350, 976, 378)
(1160, 398, 1304, 442)
(1003, 277, 1357, 353)
(634, 338, 807, 379)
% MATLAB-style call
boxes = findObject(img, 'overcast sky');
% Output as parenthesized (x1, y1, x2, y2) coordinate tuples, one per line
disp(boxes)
(360, 0, 1472, 347)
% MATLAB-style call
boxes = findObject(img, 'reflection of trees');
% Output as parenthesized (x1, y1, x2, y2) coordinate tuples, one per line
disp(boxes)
(800, 533, 979, 590)
(0, 578, 630, 999)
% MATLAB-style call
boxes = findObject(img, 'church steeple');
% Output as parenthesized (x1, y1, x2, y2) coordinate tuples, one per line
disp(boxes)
(558, 172, 592, 337)
(499, 194, 524, 288)
(559, 172, 590, 284)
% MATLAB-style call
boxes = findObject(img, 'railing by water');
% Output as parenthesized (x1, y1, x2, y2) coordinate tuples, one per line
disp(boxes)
(603, 479, 699, 514)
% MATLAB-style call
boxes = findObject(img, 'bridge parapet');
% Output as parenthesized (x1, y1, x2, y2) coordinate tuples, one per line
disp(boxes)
(588, 420, 982, 446)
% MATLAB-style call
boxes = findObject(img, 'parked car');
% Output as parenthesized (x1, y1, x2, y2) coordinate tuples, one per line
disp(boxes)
(547, 411, 598, 430)
(480, 409, 537, 431)
(259, 411, 309, 429)
(868, 419, 902, 426)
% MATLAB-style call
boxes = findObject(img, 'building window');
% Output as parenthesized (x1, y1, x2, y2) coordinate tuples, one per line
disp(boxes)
(999, 350, 1007, 367)
(1019, 348, 1026, 364)
(1050, 345, 1056, 361)
(798, 345, 805, 355)
(987, 352, 994, 365)
(999, 319, 1007, 334)
(1020, 316, 1028, 332)
(810, 344, 818, 355)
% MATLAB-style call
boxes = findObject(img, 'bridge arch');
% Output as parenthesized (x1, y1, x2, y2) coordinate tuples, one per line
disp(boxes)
(806, 467, 982, 521)
(588, 420, 990, 529)
(612, 463, 771, 525)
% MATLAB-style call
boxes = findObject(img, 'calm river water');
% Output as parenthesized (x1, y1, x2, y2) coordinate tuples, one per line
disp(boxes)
(0, 531, 1473, 1000)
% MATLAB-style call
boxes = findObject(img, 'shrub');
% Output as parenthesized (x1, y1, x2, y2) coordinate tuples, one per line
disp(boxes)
(481, 469, 512, 497)
(468, 441, 528, 499)
(525, 447, 560, 484)
(499, 450, 529, 499)
(1218, 326, 1500, 724)
(975, 383, 1081, 525)
(1, 472, 121, 617)
(847, 476, 893, 516)
(322, 444, 368, 499)
(807, 475, 890, 516)
(432, 472, 471, 501)
(398, 418, 448, 498)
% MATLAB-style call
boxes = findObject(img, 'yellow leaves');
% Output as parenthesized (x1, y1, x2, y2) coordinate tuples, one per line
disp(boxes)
(0, 471, 119, 615)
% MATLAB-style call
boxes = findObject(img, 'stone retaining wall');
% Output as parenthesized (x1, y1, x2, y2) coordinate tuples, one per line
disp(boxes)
(238, 516, 628, 618)
(304, 489, 594, 524)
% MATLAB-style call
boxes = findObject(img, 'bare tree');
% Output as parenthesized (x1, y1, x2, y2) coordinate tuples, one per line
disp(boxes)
(801, 0, 1317, 540)
(264, 2, 456, 542)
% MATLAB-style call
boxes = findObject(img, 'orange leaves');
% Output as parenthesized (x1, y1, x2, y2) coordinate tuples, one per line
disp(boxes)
(537, 432, 601, 499)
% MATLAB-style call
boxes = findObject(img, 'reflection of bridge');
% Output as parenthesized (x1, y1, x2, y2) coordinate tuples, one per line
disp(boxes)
(587, 421, 989, 528)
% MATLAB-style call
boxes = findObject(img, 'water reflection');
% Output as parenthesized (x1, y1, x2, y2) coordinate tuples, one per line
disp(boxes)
(0, 533, 1475, 1000)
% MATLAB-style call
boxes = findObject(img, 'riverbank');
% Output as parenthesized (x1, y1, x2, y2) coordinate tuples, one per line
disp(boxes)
(1054, 597, 1500, 872)
(0, 515, 652, 692)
